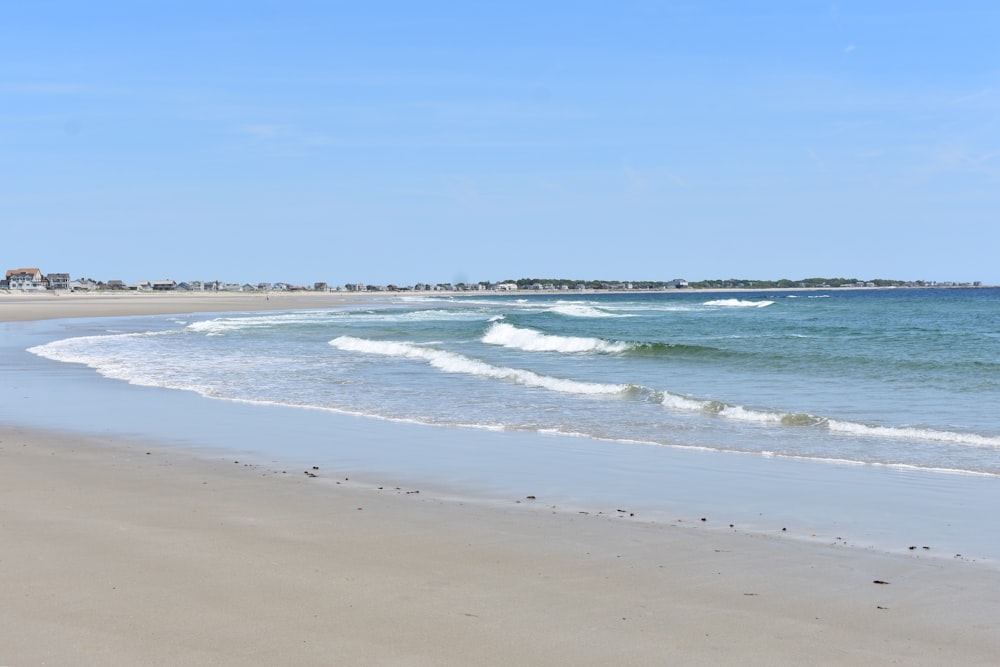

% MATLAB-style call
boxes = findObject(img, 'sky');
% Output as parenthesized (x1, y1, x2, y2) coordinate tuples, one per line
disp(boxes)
(2, 1, 999, 286)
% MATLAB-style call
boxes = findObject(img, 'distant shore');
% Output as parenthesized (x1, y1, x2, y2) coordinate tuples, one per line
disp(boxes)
(2, 283, 992, 323)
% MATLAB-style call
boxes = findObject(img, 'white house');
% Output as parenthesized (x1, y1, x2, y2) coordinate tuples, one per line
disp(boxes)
(6, 268, 45, 290)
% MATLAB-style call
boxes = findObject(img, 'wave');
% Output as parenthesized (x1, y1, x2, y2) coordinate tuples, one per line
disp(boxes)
(547, 303, 632, 318)
(657, 391, 1000, 448)
(329, 336, 630, 396)
(186, 311, 335, 335)
(481, 322, 633, 354)
(827, 420, 1000, 448)
(703, 299, 774, 308)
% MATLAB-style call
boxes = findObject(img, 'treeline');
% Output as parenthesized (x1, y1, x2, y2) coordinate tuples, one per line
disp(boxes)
(688, 278, 914, 289)
(502, 277, 918, 290)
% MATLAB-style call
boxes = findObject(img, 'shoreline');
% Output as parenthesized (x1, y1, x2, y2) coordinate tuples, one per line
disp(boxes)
(3, 292, 1000, 663)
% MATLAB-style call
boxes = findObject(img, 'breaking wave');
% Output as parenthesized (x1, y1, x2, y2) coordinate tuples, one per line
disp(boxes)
(703, 299, 774, 308)
(329, 336, 630, 396)
(548, 303, 632, 318)
(481, 322, 633, 354)
(658, 391, 1000, 447)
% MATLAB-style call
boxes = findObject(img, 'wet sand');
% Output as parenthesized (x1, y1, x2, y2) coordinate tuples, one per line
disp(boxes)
(4, 426, 1000, 665)
(2, 292, 999, 665)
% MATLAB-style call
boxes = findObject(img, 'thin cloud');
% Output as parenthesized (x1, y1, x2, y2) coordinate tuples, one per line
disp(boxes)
(953, 88, 993, 104)
(240, 124, 283, 138)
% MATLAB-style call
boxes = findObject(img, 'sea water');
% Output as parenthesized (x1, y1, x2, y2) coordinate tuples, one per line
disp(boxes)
(26, 288, 1000, 474)
(7, 288, 1000, 560)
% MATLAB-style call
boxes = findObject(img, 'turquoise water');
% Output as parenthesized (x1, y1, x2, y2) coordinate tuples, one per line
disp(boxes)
(27, 287, 1000, 475)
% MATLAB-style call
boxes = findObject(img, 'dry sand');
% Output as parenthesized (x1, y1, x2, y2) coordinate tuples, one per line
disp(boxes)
(2, 292, 999, 665)
(0, 289, 374, 321)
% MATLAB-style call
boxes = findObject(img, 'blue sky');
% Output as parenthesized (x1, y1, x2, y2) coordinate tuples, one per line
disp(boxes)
(3, 2, 998, 286)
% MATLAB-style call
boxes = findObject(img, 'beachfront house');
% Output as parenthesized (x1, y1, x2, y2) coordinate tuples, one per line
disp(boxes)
(496, 282, 518, 291)
(69, 279, 97, 291)
(5, 268, 45, 291)
(46, 273, 70, 290)
(152, 280, 177, 291)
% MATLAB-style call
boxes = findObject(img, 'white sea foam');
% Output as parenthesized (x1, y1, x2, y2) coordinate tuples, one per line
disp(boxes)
(186, 311, 332, 334)
(827, 420, 1000, 448)
(482, 322, 633, 354)
(548, 303, 631, 318)
(703, 299, 774, 308)
(659, 393, 710, 411)
(329, 336, 628, 395)
(28, 332, 217, 395)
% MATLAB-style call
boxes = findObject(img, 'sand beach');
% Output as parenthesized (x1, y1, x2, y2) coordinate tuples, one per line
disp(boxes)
(2, 292, 999, 665)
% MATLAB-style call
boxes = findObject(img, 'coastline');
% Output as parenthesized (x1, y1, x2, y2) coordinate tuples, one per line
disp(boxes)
(3, 293, 1000, 664)
(1, 283, 990, 323)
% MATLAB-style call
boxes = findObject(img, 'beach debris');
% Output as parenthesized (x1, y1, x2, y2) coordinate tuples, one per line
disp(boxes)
(781, 527, 787, 532)
(743, 593, 758, 596)
(700, 517, 707, 522)
(304, 471, 317, 477)
(526, 495, 536, 500)
(877, 606, 889, 610)
(873, 580, 890, 585)
(406, 490, 419, 494)
(909, 545, 917, 550)
(312, 466, 319, 470)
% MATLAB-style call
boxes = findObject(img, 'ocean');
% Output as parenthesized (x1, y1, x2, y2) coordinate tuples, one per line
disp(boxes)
(27, 287, 1000, 475)
(7, 287, 1000, 561)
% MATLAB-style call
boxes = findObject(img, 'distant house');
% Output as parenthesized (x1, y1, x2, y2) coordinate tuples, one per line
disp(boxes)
(6, 268, 45, 291)
(70, 279, 98, 292)
(152, 280, 177, 291)
(106, 280, 126, 291)
(667, 279, 689, 289)
(496, 282, 518, 291)
(46, 273, 70, 290)
(130, 280, 152, 291)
